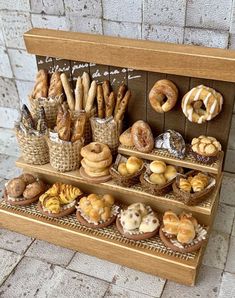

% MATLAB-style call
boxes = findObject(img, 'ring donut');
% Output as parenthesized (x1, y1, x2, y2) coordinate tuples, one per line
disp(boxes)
(81, 159, 108, 173)
(182, 85, 223, 124)
(84, 167, 110, 177)
(81, 142, 111, 162)
(149, 79, 178, 113)
(131, 120, 154, 153)
(82, 155, 112, 169)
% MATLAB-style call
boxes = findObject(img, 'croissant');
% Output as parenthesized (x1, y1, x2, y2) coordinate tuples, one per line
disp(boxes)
(179, 212, 198, 229)
(190, 174, 208, 192)
(59, 184, 82, 204)
(177, 218, 195, 244)
(44, 196, 61, 214)
(179, 178, 191, 193)
(163, 211, 180, 235)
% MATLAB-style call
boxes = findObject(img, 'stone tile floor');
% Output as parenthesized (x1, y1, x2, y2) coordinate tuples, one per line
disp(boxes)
(0, 128, 235, 297)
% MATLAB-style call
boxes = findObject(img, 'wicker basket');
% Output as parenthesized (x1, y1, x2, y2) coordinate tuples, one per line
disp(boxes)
(90, 117, 122, 155)
(172, 170, 216, 206)
(140, 166, 183, 196)
(109, 154, 145, 187)
(15, 129, 49, 165)
(190, 147, 218, 165)
(84, 108, 96, 145)
(29, 95, 63, 129)
(47, 138, 84, 172)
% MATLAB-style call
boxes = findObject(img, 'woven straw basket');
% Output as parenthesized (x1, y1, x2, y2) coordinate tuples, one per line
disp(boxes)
(90, 117, 122, 155)
(15, 129, 49, 165)
(47, 138, 83, 172)
(29, 95, 63, 129)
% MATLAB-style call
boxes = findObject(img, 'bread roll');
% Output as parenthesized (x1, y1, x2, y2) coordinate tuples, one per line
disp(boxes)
(177, 219, 195, 244)
(149, 173, 166, 185)
(163, 211, 180, 235)
(6, 178, 26, 198)
(150, 160, 166, 174)
(164, 165, 177, 181)
(126, 156, 143, 174)
(118, 163, 129, 176)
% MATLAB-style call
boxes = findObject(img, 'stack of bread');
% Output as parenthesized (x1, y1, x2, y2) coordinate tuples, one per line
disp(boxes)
(81, 142, 112, 178)
(117, 156, 143, 176)
(148, 160, 178, 186)
(179, 172, 209, 193)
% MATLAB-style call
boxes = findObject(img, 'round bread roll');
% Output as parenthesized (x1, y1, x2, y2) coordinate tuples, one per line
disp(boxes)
(119, 128, 134, 147)
(118, 163, 129, 176)
(126, 156, 143, 174)
(6, 178, 26, 198)
(149, 173, 167, 186)
(120, 209, 142, 231)
(23, 181, 45, 199)
(19, 173, 36, 185)
(164, 165, 177, 181)
(102, 194, 115, 206)
(127, 202, 148, 217)
(150, 160, 166, 174)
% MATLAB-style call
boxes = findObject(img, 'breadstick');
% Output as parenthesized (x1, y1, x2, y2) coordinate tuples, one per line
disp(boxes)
(114, 90, 131, 121)
(114, 84, 127, 116)
(82, 72, 90, 109)
(60, 73, 75, 110)
(105, 91, 115, 118)
(75, 76, 83, 111)
(97, 84, 105, 118)
(85, 80, 97, 112)
(102, 80, 111, 106)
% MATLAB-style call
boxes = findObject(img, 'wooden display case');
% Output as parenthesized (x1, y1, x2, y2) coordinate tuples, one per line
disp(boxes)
(1, 28, 235, 286)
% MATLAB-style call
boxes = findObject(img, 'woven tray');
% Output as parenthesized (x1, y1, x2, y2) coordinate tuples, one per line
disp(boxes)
(15, 129, 49, 165)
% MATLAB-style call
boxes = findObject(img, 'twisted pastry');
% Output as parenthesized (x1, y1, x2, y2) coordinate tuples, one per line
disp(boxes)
(30, 69, 48, 99)
(59, 184, 82, 204)
(48, 71, 63, 98)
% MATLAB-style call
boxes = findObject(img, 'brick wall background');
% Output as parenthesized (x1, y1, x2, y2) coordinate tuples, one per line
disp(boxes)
(0, 0, 234, 172)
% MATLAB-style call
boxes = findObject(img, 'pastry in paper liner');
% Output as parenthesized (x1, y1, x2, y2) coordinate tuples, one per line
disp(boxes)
(37, 200, 77, 218)
(4, 188, 42, 206)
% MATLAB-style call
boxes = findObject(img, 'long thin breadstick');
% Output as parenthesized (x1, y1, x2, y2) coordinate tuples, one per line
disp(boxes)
(85, 80, 97, 112)
(97, 84, 105, 118)
(105, 91, 115, 118)
(60, 73, 75, 110)
(102, 80, 111, 106)
(114, 83, 127, 116)
(82, 72, 90, 109)
(75, 76, 83, 111)
(114, 90, 131, 121)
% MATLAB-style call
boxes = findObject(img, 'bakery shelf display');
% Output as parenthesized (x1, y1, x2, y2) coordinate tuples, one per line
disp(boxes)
(1, 28, 235, 286)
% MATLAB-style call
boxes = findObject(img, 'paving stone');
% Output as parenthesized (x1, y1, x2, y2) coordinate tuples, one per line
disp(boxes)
(0, 228, 33, 254)
(225, 236, 235, 273)
(143, 24, 184, 43)
(36, 265, 109, 298)
(0, 178, 7, 198)
(31, 14, 68, 31)
(103, 0, 142, 23)
(186, 0, 232, 31)
(184, 28, 229, 49)
(104, 284, 152, 298)
(0, 77, 19, 109)
(220, 173, 235, 206)
(16, 80, 34, 106)
(113, 266, 166, 297)
(30, 0, 64, 15)
(68, 252, 120, 282)
(143, 0, 186, 27)
(0, 0, 30, 11)
(213, 203, 235, 234)
(218, 272, 235, 298)
(0, 128, 19, 157)
(0, 155, 22, 179)
(161, 265, 222, 298)
(67, 16, 102, 34)
(203, 230, 229, 270)
(0, 46, 13, 78)
(0, 11, 32, 49)
(0, 28, 5, 45)
(0, 257, 54, 297)
(0, 248, 22, 287)
(0, 107, 19, 129)
(25, 240, 75, 266)
(8, 49, 37, 81)
(224, 150, 235, 173)
(64, 0, 102, 18)
(103, 20, 141, 39)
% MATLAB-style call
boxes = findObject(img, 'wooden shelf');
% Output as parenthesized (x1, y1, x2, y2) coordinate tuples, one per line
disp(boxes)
(16, 158, 222, 225)
(118, 145, 223, 175)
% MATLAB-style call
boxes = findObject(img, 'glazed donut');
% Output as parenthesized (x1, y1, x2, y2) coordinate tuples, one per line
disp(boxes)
(82, 155, 112, 169)
(81, 142, 111, 162)
(149, 79, 178, 113)
(131, 120, 154, 153)
(182, 85, 223, 124)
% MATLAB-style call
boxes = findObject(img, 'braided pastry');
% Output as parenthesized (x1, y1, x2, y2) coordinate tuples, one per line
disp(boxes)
(48, 71, 63, 98)
(182, 85, 223, 123)
(30, 69, 48, 99)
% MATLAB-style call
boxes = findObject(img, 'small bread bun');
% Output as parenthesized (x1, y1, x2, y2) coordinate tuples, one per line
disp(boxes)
(6, 178, 26, 198)
(149, 173, 167, 185)
(164, 165, 177, 181)
(118, 163, 129, 176)
(150, 160, 166, 174)
(126, 156, 143, 174)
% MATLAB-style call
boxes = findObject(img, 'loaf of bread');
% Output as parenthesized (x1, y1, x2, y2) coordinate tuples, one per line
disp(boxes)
(30, 69, 48, 99)
(48, 71, 63, 98)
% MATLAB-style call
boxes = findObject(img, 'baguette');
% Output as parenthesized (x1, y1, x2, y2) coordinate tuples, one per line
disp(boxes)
(105, 91, 115, 118)
(114, 90, 131, 121)
(57, 110, 71, 141)
(85, 80, 97, 112)
(60, 73, 75, 110)
(75, 76, 83, 111)
(48, 71, 63, 98)
(102, 80, 111, 106)
(82, 72, 90, 109)
(114, 84, 127, 116)
(97, 85, 105, 118)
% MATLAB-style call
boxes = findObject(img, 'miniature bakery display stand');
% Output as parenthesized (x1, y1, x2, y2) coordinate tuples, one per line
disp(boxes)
(0, 28, 235, 286)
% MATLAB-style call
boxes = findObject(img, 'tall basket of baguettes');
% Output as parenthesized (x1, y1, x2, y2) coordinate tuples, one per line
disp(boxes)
(90, 81, 131, 155)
